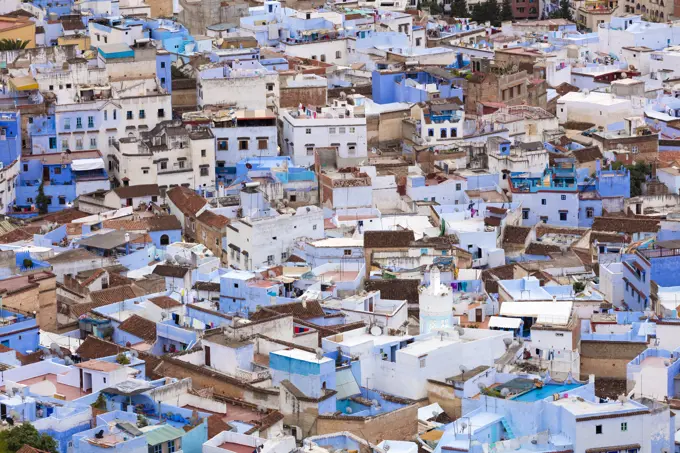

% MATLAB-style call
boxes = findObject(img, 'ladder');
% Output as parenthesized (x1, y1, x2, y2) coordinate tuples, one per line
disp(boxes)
(501, 418, 515, 439)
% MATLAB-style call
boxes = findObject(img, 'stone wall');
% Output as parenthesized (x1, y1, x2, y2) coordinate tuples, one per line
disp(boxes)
(580, 340, 648, 380)
(316, 401, 427, 443)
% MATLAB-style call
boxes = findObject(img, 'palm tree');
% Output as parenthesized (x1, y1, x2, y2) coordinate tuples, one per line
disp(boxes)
(0, 39, 30, 51)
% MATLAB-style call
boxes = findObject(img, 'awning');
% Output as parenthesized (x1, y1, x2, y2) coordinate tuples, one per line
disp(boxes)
(488, 316, 522, 330)
(9, 76, 38, 91)
(72, 158, 105, 171)
(335, 367, 360, 400)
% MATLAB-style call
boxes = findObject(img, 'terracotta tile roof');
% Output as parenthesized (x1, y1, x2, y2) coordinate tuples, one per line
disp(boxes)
(166, 186, 207, 217)
(103, 219, 149, 231)
(364, 279, 419, 304)
(112, 184, 160, 199)
(103, 215, 181, 232)
(591, 232, 629, 244)
(81, 268, 106, 287)
(47, 248, 98, 264)
(0, 228, 33, 243)
(76, 335, 124, 359)
(193, 281, 220, 291)
(250, 300, 325, 321)
(118, 314, 157, 343)
(364, 230, 414, 248)
(592, 216, 660, 234)
(486, 206, 507, 215)
(147, 296, 182, 309)
(67, 223, 83, 236)
(484, 216, 502, 227)
(207, 415, 232, 439)
(153, 265, 190, 278)
(197, 210, 230, 229)
(525, 242, 562, 255)
(286, 254, 307, 263)
(69, 285, 141, 317)
(30, 208, 89, 224)
(17, 445, 52, 453)
(571, 146, 603, 163)
(503, 225, 531, 245)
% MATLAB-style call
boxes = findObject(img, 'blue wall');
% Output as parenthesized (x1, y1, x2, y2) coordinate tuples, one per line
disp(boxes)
(156, 52, 173, 94)
(0, 112, 21, 166)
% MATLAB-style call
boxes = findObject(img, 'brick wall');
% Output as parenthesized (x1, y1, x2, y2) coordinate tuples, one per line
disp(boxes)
(279, 86, 327, 109)
(316, 401, 427, 443)
(579, 340, 648, 380)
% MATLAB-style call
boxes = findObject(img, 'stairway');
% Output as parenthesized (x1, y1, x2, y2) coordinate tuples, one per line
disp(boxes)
(500, 418, 515, 439)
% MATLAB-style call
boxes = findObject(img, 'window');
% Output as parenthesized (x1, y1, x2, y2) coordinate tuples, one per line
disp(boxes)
(90, 137, 97, 148)
(344, 249, 352, 256)
(158, 109, 165, 118)
(113, 110, 117, 120)
(555, 332, 564, 337)
(26, 197, 33, 203)
(239, 140, 248, 150)
(258, 139, 267, 150)
(76, 117, 82, 129)
(64, 118, 70, 130)
(218, 139, 228, 150)
(160, 77, 166, 85)
(161, 61, 166, 68)
(541, 199, 547, 205)
(49, 137, 57, 149)
(560, 194, 566, 201)
(621, 422, 627, 432)
(329, 127, 336, 134)
(416, 37, 422, 46)
(595, 425, 602, 434)
(200, 167, 209, 176)
(419, 357, 426, 368)
(104, 110, 108, 121)
(522, 209, 529, 220)
(311, 55, 317, 60)
(586, 207, 594, 218)
(348, 144, 356, 155)
(313, 224, 317, 230)
(234, 283, 239, 288)
(87, 116, 94, 128)
(201, 149, 207, 157)
(540, 216, 548, 223)
(559, 211, 568, 221)
(58, 196, 66, 205)
(306, 146, 314, 156)
(62, 139, 69, 150)
(54, 167, 61, 175)
(349, 127, 356, 133)
(143, 169, 149, 174)
(320, 54, 326, 62)
(178, 160, 185, 169)
(167, 441, 176, 453)
(160, 161, 168, 170)
(139, 110, 146, 119)
(305, 128, 312, 134)
(266, 83, 274, 92)
(281, 252, 288, 260)
(451, 128, 457, 137)
(23, 163, 28, 172)
(440, 129, 447, 138)
(49, 85, 54, 91)
(126, 111, 133, 120)
(455, 183, 462, 190)
(267, 254, 275, 263)
(153, 444, 162, 453)
(75, 138, 83, 150)
(428, 128, 434, 137)
(336, 51, 342, 59)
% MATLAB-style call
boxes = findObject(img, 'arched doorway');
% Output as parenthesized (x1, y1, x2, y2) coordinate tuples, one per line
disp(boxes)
(160, 234, 170, 246)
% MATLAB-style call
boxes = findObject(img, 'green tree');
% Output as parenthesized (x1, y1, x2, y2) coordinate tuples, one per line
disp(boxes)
(1, 423, 58, 453)
(560, 0, 572, 20)
(0, 39, 30, 51)
(471, 0, 501, 25)
(450, 0, 469, 17)
(612, 160, 652, 197)
(500, 0, 513, 21)
(35, 182, 49, 215)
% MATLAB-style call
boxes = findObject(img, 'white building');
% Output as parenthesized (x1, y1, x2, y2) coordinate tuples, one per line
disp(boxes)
(280, 99, 367, 168)
(226, 188, 324, 269)
(196, 61, 278, 110)
(110, 121, 215, 193)
(556, 91, 636, 129)
(322, 326, 512, 399)
(419, 268, 453, 334)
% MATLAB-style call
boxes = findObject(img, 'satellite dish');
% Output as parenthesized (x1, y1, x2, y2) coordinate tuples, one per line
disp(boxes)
(370, 325, 382, 336)
(315, 348, 324, 360)
(346, 407, 352, 414)
(246, 162, 253, 169)
(500, 388, 510, 397)
(129, 350, 139, 358)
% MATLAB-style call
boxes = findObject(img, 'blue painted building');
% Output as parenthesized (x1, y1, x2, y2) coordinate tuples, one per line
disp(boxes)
(14, 150, 109, 216)
(0, 304, 40, 354)
(156, 50, 173, 93)
(27, 115, 58, 155)
(0, 112, 21, 166)
(624, 239, 680, 311)
(372, 69, 464, 104)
